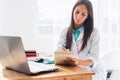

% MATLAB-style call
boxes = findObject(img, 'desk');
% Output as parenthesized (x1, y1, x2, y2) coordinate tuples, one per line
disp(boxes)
(0, 64, 95, 80)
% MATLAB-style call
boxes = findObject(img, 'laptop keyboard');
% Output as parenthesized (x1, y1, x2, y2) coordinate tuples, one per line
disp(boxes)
(28, 61, 58, 73)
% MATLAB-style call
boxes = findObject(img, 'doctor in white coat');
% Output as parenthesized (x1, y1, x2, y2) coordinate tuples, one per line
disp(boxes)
(57, 0, 107, 80)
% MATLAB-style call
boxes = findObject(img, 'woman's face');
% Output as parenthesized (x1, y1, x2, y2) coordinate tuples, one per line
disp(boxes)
(73, 4, 88, 28)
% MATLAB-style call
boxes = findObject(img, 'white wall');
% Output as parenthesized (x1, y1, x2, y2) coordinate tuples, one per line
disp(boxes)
(0, 0, 55, 54)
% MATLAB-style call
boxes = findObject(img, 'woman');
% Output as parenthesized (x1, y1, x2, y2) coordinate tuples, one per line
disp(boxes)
(57, 0, 107, 80)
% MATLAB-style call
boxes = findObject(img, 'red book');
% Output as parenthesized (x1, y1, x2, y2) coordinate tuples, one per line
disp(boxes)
(25, 50, 37, 57)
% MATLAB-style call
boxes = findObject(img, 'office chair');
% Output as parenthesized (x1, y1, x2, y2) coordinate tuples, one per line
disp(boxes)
(100, 48, 120, 79)
(109, 70, 120, 80)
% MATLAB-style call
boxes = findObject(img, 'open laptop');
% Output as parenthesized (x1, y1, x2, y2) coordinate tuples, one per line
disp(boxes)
(0, 36, 58, 75)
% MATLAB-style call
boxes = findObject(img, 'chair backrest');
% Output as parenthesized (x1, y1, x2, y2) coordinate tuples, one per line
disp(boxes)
(100, 48, 120, 70)
(109, 70, 120, 80)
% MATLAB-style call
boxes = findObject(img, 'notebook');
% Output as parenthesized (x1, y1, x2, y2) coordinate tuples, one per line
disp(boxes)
(54, 51, 73, 65)
(0, 36, 58, 75)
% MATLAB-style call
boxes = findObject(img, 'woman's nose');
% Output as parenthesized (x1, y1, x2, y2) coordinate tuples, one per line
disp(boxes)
(77, 14, 82, 19)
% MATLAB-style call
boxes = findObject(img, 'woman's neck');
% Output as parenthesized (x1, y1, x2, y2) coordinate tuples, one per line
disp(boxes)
(74, 24, 83, 30)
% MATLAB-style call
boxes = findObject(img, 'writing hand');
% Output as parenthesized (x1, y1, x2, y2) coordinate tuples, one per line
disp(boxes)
(59, 46, 69, 52)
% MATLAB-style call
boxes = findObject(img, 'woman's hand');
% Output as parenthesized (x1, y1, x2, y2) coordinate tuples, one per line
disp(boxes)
(59, 46, 69, 52)
(64, 57, 94, 66)
(64, 57, 80, 66)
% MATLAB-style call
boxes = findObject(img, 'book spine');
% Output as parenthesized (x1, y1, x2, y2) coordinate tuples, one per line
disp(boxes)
(25, 50, 37, 57)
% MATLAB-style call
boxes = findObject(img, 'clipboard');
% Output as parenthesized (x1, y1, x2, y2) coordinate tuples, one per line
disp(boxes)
(54, 51, 73, 65)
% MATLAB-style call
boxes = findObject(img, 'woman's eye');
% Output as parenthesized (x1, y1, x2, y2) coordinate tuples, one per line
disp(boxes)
(75, 11, 79, 14)
(82, 14, 87, 16)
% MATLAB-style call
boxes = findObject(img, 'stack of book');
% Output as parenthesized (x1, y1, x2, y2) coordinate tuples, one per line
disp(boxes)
(25, 50, 37, 57)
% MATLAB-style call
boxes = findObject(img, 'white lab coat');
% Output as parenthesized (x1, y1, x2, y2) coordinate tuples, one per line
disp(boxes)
(57, 27, 107, 80)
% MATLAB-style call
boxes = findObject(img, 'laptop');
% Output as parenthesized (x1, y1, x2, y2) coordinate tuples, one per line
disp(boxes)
(0, 36, 58, 75)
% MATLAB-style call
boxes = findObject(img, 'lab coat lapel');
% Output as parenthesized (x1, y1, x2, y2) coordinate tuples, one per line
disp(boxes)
(71, 29, 84, 58)
(72, 34, 79, 58)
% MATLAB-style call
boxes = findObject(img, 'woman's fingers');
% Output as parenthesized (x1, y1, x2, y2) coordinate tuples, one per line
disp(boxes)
(65, 57, 80, 66)
(61, 46, 67, 51)
(59, 46, 70, 52)
(64, 60, 75, 66)
(64, 57, 76, 66)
